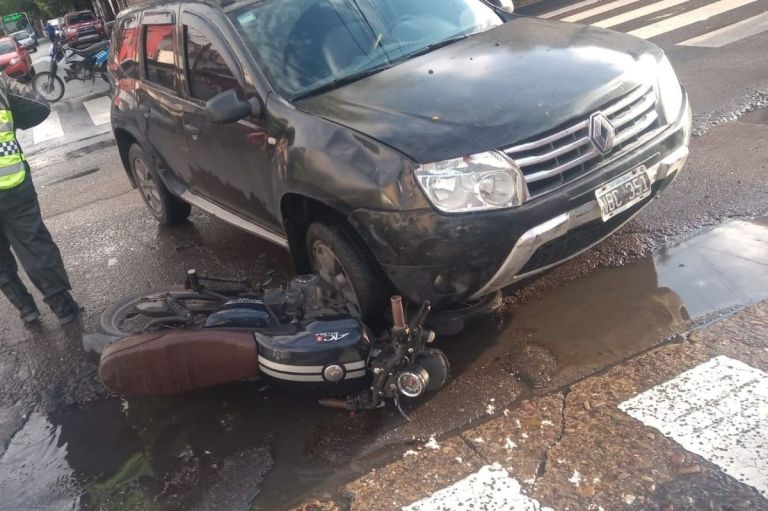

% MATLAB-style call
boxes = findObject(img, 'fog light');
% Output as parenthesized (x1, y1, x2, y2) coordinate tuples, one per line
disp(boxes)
(396, 365, 430, 398)
(323, 364, 345, 382)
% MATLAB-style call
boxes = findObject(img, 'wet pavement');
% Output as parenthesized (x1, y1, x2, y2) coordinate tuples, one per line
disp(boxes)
(2, 191, 767, 510)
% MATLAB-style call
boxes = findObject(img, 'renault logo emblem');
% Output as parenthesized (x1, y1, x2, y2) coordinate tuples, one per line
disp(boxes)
(589, 112, 616, 154)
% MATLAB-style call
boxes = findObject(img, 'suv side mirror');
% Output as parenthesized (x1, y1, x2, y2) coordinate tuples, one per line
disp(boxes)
(206, 89, 251, 124)
(486, 0, 514, 14)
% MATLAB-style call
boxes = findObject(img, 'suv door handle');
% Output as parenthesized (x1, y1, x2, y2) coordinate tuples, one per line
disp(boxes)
(183, 124, 200, 138)
(138, 105, 150, 118)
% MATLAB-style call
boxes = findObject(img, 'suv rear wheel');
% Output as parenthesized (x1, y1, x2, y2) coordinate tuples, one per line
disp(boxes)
(129, 144, 191, 225)
(306, 218, 387, 318)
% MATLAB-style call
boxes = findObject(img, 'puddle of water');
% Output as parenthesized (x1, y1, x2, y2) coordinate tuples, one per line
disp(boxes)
(0, 400, 145, 510)
(445, 217, 768, 388)
(2, 218, 767, 511)
(740, 106, 768, 125)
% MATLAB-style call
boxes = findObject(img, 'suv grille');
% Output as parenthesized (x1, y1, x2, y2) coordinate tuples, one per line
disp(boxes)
(504, 83, 664, 197)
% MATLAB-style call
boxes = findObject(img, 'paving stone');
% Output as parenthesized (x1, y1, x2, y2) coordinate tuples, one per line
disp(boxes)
(342, 436, 485, 511)
(460, 394, 564, 490)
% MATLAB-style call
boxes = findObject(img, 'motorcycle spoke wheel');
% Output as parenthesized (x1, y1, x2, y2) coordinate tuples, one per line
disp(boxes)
(32, 72, 65, 102)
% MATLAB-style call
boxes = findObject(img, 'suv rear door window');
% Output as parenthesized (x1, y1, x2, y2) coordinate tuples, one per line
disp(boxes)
(144, 24, 177, 90)
(113, 14, 140, 78)
(183, 25, 240, 102)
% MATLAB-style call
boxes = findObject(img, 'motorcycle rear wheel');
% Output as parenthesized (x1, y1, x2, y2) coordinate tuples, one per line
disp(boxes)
(98, 286, 221, 337)
(33, 71, 65, 102)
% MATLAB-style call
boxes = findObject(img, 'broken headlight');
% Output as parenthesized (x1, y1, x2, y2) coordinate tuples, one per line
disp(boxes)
(414, 151, 528, 213)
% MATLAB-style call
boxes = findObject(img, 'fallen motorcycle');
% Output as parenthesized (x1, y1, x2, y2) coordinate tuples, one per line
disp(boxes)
(91, 270, 450, 412)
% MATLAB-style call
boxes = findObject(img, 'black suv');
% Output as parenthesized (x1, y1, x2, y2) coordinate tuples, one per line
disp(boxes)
(109, 0, 691, 317)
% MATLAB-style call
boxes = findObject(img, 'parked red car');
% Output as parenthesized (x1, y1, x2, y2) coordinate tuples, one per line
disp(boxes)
(0, 37, 34, 81)
(63, 10, 106, 48)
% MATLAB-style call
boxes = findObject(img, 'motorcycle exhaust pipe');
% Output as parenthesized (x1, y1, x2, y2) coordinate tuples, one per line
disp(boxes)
(391, 295, 406, 329)
(318, 397, 355, 410)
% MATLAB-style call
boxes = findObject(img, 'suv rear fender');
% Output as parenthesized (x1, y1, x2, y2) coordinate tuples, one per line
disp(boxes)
(114, 128, 139, 188)
(114, 128, 182, 197)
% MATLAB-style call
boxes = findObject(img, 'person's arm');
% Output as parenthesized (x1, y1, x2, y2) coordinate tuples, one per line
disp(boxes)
(6, 78, 50, 130)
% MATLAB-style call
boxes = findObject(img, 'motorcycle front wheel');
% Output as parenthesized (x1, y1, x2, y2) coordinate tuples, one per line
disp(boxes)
(33, 71, 65, 102)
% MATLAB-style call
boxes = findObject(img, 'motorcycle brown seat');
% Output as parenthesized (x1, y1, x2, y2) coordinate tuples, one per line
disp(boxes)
(70, 40, 109, 58)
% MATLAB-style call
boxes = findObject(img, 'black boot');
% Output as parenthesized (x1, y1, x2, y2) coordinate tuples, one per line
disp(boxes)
(45, 290, 81, 326)
(1, 276, 41, 323)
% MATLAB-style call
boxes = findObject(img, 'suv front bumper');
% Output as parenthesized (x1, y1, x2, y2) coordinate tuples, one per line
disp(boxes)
(349, 94, 692, 307)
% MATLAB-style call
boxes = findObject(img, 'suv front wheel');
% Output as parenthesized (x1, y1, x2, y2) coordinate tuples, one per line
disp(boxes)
(129, 144, 191, 226)
(306, 218, 387, 319)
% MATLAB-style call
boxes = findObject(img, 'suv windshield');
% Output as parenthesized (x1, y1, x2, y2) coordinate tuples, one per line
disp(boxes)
(229, 0, 502, 99)
(67, 12, 95, 24)
(11, 32, 27, 40)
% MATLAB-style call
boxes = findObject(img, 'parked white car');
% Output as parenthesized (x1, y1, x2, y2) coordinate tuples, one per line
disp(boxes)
(11, 30, 36, 52)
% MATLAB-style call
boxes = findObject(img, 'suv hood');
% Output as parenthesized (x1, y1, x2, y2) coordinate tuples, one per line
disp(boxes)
(296, 17, 663, 163)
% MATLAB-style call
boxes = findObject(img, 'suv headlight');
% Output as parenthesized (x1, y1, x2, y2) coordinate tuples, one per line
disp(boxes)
(658, 55, 683, 123)
(414, 151, 528, 213)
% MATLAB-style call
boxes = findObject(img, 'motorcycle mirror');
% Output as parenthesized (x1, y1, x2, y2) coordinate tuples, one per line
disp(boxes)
(205, 89, 251, 124)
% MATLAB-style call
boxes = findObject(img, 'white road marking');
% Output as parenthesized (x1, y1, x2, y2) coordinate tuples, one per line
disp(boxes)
(678, 10, 768, 46)
(83, 96, 112, 126)
(628, 0, 761, 38)
(620, 356, 768, 497)
(539, 0, 603, 19)
(31, 110, 64, 144)
(593, 0, 690, 28)
(402, 464, 554, 511)
(561, 0, 645, 22)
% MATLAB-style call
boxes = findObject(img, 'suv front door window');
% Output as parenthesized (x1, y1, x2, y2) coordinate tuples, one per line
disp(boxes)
(179, 12, 276, 226)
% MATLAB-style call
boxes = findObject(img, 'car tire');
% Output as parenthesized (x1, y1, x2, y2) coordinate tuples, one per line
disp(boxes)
(128, 144, 191, 226)
(306, 218, 388, 319)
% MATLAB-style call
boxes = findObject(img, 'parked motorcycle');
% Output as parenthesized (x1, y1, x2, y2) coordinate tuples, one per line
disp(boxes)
(33, 38, 111, 103)
(92, 270, 450, 414)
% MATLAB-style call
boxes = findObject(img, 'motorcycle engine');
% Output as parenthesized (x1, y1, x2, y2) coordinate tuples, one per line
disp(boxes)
(206, 275, 371, 388)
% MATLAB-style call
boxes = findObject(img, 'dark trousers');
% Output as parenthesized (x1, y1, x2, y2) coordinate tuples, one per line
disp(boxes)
(0, 173, 71, 311)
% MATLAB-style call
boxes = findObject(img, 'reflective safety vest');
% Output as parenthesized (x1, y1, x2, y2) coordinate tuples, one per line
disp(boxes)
(0, 109, 25, 190)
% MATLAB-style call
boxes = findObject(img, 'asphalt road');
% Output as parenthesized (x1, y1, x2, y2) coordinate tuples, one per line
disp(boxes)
(1, 3, 767, 510)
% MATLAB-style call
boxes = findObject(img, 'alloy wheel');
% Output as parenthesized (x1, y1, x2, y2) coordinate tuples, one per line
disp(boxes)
(133, 158, 163, 218)
(311, 241, 360, 307)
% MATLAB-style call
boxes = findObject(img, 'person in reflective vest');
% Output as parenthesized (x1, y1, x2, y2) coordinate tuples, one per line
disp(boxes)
(0, 76, 79, 325)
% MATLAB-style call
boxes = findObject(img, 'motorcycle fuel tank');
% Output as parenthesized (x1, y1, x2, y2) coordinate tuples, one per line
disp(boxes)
(255, 316, 370, 385)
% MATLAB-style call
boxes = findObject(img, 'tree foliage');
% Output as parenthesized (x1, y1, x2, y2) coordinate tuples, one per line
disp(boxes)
(0, 0, 81, 21)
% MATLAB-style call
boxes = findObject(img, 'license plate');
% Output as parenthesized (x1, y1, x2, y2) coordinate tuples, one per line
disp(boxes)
(595, 166, 652, 221)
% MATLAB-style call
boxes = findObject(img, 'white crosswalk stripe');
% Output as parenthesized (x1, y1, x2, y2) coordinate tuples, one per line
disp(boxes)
(404, 356, 768, 510)
(540, 0, 768, 47)
(17, 96, 112, 150)
(82, 96, 112, 126)
(628, 0, 762, 38)
(31, 111, 64, 144)
(539, 0, 604, 18)
(561, 0, 645, 22)
(592, 0, 690, 28)
(678, 9, 768, 45)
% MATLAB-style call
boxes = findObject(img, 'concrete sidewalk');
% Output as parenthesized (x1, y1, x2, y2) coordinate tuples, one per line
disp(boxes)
(295, 300, 768, 511)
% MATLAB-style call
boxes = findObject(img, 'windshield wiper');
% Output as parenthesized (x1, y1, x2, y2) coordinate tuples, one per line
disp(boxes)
(396, 34, 469, 62)
(292, 34, 470, 101)
(292, 64, 395, 101)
